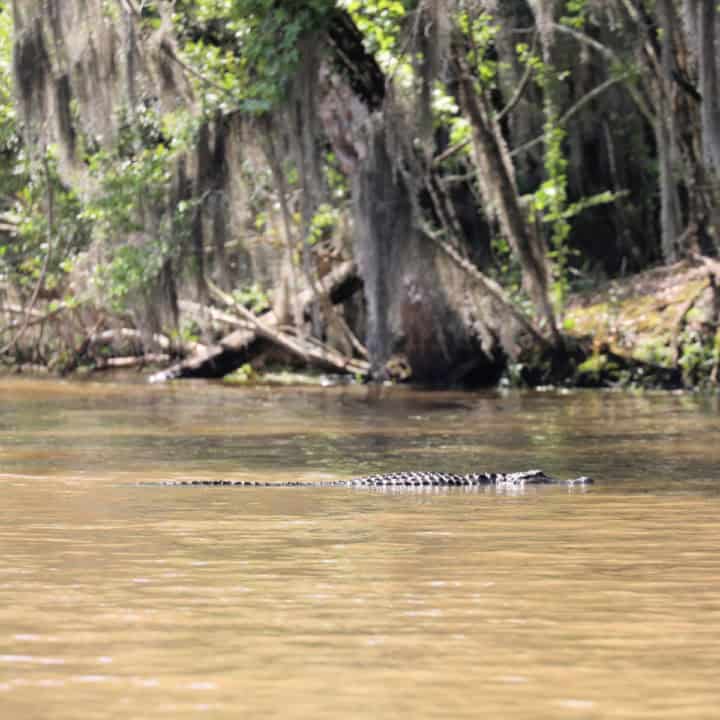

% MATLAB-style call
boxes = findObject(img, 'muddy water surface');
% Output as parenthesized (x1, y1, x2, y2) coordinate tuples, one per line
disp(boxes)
(1, 377, 719, 719)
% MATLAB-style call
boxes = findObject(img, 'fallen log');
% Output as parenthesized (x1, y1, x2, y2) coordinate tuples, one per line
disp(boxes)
(88, 328, 172, 350)
(148, 260, 361, 382)
(207, 280, 370, 376)
(95, 354, 171, 370)
(178, 299, 254, 331)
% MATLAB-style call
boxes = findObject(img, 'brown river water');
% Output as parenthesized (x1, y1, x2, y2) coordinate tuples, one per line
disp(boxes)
(1, 376, 719, 719)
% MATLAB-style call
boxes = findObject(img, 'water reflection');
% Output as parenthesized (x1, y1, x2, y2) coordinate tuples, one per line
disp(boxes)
(1, 377, 720, 719)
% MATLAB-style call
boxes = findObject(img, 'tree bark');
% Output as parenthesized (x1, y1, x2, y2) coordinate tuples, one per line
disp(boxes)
(452, 48, 560, 344)
(658, 0, 681, 263)
(697, 0, 720, 172)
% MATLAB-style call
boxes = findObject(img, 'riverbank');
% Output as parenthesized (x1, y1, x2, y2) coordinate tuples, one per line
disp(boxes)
(565, 258, 719, 389)
(2, 259, 719, 390)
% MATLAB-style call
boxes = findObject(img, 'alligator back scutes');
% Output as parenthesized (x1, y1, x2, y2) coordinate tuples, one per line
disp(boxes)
(347, 469, 591, 487)
(350, 471, 491, 486)
(154, 469, 592, 488)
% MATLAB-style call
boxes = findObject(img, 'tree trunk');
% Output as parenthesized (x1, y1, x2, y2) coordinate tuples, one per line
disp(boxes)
(452, 48, 560, 344)
(698, 0, 720, 172)
(318, 12, 526, 383)
(658, 0, 681, 262)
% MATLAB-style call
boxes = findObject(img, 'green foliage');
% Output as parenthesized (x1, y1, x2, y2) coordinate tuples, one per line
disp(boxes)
(225, 362, 257, 383)
(515, 41, 544, 78)
(0, 3, 192, 313)
(0, 150, 91, 297)
(557, 190, 627, 222)
(0, 2, 27, 236)
(518, 29, 620, 311)
(562, 316, 576, 332)
(77, 103, 187, 309)
(160, 109, 203, 150)
(97, 242, 169, 311)
(342, 0, 406, 56)
(232, 283, 270, 313)
(636, 339, 673, 367)
(324, 153, 349, 200)
(101, 0, 122, 22)
(560, 0, 589, 30)
(307, 202, 339, 245)
(678, 329, 719, 386)
(82, 144, 172, 233)
(459, 10, 500, 90)
(449, 117, 471, 149)
(532, 122, 572, 307)
(517, 35, 573, 307)
(171, 323, 201, 347)
(0, 5, 18, 160)
(174, 0, 337, 115)
(577, 352, 615, 375)
(490, 233, 522, 294)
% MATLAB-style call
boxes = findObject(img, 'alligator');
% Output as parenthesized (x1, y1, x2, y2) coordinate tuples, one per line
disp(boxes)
(155, 469, 592, 489)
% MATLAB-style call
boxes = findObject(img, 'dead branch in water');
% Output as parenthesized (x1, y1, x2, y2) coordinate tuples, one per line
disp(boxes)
(88, 328, 172, 350)
(148, 259, 362, 382)
(207, 280, 369, 377)
(94, 354, 171, 370)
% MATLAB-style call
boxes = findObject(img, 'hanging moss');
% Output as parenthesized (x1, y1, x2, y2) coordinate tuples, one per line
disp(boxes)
(13, 17, 49, 138)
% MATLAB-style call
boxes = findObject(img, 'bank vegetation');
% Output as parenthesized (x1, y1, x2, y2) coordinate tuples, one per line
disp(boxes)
(2, 1, 720, 389)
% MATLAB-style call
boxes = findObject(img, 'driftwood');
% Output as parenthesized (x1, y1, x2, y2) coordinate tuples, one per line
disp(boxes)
(95, 354, 171, 369)
(207, 280, 370, 376)
(88, 328, 172, 350)
(178, 299, 254, 331)
(148, 259, 362, 382)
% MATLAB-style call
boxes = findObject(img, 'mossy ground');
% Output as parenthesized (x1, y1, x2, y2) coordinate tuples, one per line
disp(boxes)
(563, 261, 718, 388)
